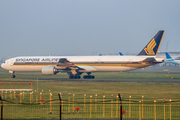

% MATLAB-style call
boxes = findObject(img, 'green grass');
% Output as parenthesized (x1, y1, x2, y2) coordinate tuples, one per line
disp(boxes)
(1, 67, 180, 119)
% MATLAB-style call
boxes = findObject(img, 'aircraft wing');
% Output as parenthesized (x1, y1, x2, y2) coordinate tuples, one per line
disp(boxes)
(56, 58, 97, 74)
(56, 58, 79, 70)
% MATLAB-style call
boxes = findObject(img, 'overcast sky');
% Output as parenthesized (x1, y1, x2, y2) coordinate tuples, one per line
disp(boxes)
(0, 0, 180, 57)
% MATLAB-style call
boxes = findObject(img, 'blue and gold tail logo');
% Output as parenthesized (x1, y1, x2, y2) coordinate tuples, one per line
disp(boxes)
(138, 30, 165, 56)
(144, 38, 156, 55)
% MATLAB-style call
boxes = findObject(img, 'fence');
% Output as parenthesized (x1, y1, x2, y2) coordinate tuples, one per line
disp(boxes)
(1, 94, 180, 120)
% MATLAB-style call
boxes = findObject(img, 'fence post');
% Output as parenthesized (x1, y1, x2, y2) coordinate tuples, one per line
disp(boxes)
(84, 94, 86, 113)
(68, 93, 70, 113)
(73, 94, 75, 113)
(1, 92, 3, 99)
(111, 94, 113, 118)
(36, 92, 38, 104)
(142, 96, 144, 118)
(20, 93, 22, 104)
(5, 91, 7, 100)
(58, 93, 62, 120)
(116, 95, 118, 118)
(1, 96, 3, 120)
(170, 99, 171, 120)
(30, 92, 32, 104)
(164, 98, 165, 120)
(129, 96, 131, 118)
(9, 91, 11, 99)
(13, 91, 15, 99)
(154, 100, 156, 120)
(139, 101, 141, 120)
(49, 93, 52, 114)
(90, 95, 92, 118)
(95, 94, 97, 112)
(118, 94, 123, 120)
(103, 95, 105, 118)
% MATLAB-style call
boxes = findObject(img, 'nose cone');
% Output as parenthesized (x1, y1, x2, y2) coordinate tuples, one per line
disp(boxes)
(1, 63, 5, 69)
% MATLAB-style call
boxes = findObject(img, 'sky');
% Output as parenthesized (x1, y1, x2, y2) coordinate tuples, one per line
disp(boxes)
(0, 0, 180, 57)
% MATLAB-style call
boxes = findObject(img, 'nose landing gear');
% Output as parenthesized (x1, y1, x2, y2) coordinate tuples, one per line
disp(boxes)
(12, 75, 16, 78)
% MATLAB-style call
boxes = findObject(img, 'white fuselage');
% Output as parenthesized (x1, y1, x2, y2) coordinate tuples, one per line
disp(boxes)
(1, 56, 162, 72)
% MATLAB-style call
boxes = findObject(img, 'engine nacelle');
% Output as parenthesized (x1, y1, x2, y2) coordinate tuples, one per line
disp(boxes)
(41, 66, 58, 75)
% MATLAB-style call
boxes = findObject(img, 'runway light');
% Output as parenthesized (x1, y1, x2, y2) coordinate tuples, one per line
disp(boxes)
(40, 99, 44, 102)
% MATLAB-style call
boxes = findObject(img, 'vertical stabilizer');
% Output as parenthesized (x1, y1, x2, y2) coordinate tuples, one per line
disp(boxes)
(165, 52, 172, 59)
(138, 30, 165, 56)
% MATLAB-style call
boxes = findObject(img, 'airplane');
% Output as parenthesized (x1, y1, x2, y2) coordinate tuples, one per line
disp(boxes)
(165, 52, 180, 65)
(1, 30, 165, 79)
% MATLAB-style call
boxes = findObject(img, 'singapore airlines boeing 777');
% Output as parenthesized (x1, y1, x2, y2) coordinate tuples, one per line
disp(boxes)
(1, 30, 165, 79)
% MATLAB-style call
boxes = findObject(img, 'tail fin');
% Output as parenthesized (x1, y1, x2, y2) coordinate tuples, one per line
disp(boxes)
(165, 52, 179, 64)
(165, 52, 172, 59)
(138, 30, 165, 56)
(119, 52, 123, 56)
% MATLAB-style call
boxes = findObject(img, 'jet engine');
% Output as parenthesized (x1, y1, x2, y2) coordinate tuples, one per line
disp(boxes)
(41, 66, 58, 75)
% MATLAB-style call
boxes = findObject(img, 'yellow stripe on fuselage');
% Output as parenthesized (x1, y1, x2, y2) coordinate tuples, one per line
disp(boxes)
(13, 62, 157, 68)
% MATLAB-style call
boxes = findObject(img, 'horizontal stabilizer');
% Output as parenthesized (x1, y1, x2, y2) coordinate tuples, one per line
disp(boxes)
(142, 57, 156, 62)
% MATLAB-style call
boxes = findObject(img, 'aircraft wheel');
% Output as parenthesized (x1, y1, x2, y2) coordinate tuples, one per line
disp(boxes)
(83, 75, 87, 79)
(91, 75, 95, 79)
(77, 76, 81, 79)
(12, 75, 15, 78)
(69, 75, 74, 79)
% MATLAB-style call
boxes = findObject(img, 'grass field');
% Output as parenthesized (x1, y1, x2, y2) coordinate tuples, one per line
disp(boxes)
(1, 66, 180, 100)
(1, 66, 180, 119)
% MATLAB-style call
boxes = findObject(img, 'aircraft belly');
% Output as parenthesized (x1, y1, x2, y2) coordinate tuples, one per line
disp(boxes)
(94, 66, 135, 72)
(10, 66, 42, 71)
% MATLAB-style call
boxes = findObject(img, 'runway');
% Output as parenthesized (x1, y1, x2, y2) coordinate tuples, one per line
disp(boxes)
(2, 77, 180, 83)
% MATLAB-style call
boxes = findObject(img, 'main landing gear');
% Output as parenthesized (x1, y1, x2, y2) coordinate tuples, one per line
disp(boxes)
(83, 72, 95, 79)
(68, 72, 95, 79)
(69, 75, 81, 79)
(83, 75, 95, 79)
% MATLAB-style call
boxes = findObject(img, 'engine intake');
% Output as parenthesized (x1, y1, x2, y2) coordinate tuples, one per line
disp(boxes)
(41, 66, 58, 75)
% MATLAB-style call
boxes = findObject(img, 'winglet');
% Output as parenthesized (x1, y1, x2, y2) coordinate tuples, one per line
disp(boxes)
(138, 30, 165, 56)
